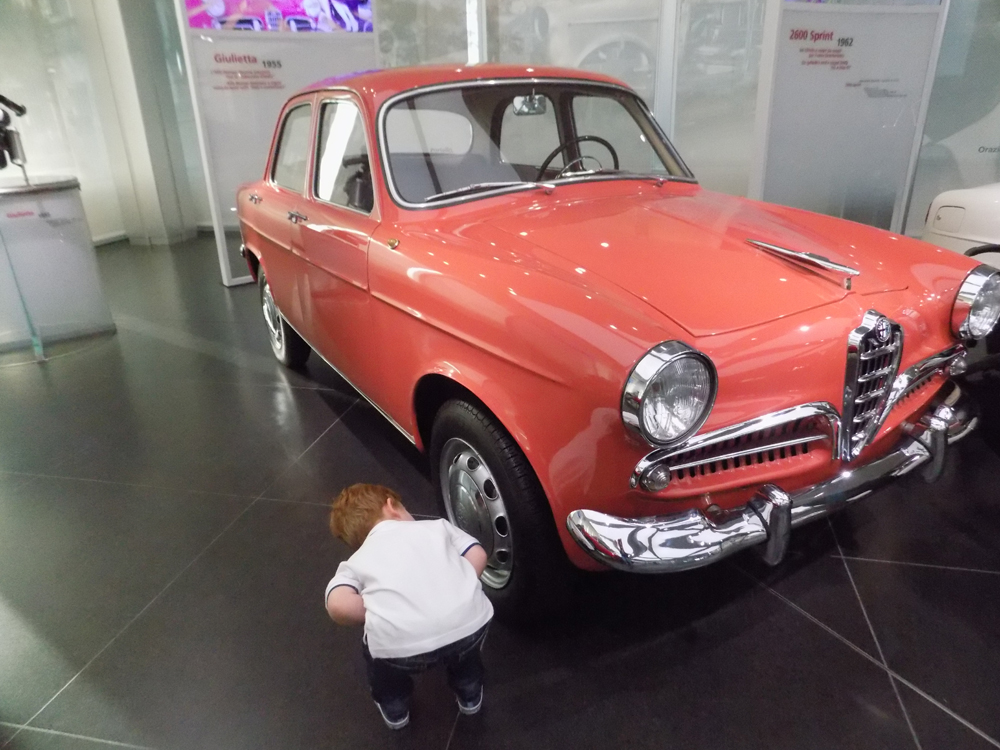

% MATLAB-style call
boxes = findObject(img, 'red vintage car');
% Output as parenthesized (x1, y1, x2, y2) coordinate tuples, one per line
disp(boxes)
(238, 64, 999, 617)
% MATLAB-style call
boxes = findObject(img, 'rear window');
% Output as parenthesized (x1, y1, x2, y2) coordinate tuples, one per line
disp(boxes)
(272, 104, 312, 192)
(385, 109, 473, 155)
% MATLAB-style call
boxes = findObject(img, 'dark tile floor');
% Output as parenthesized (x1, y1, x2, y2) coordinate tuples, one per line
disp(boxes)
(1, 237, 999, 750)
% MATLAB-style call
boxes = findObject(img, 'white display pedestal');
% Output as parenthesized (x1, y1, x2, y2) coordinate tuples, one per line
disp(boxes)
(0, 177, 116, 359)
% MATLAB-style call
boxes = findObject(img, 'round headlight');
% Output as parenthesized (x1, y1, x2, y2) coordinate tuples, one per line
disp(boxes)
(622, 342, 717, 446)
(952, 266, 1000, 340)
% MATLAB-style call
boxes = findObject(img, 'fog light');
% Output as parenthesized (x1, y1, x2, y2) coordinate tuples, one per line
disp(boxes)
(640, 464, 671, 492)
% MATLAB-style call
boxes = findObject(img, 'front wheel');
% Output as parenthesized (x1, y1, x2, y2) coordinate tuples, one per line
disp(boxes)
(259, 271, 311, 368)
(430, 399, 574, 622)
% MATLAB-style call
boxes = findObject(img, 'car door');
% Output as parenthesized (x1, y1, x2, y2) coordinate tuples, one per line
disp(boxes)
(299, 95, 380, 395)
(257, 99, 313, 331)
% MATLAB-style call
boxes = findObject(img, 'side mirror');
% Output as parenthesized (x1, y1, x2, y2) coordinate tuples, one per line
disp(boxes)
(512, 95, 547, 116)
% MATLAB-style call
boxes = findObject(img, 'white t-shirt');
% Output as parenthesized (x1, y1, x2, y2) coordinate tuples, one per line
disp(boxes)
(325, 518, 494, 659)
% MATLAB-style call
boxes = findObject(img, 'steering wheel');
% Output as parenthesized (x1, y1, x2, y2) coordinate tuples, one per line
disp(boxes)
(535, 135, 619, 181)
(556, 154, 605, 178)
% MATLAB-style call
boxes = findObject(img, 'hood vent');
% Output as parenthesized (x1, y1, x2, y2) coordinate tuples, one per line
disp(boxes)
(747, 239, 861, 290)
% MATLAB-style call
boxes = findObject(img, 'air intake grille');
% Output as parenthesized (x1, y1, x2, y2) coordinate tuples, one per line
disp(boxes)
(668, 417, 830, 483)
(841, 311, 903, 461)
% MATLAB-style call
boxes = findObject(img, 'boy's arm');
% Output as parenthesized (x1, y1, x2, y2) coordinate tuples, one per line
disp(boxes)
(326, 585, 366, 626)
(463, 544, 488, 578)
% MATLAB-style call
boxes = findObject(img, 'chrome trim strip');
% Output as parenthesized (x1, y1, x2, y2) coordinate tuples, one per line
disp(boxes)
(840, 311, 903, 461)
(858, 365, 895, 383)
(375, 78, 696, 211)
(860, 343, 899, 360)
(278, 310, 417, 445)
(884, 343, 964, 415)
(951, 265, 1000, 340)
(621, 341, 718, 448)
(571, 384, 975, 573)
(746, 239, 861, 289)
(666, 434, 828, 473)
(631, 401, 840, 488)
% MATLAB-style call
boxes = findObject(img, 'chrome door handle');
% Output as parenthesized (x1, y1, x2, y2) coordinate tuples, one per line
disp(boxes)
(249, 192, 262, 204)
(287, 211, 308, 223)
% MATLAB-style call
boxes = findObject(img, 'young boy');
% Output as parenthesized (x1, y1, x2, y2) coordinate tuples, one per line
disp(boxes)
(325, 483, 494, 730)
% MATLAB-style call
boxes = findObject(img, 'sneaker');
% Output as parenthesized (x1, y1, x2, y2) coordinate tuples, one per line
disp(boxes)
(456, 686, 483, 716)
(375, 701, 410, 730)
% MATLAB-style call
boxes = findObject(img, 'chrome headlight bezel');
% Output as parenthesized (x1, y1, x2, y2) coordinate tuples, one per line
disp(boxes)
(951, 265, 1000, 341)
(621, 341, 718, 447)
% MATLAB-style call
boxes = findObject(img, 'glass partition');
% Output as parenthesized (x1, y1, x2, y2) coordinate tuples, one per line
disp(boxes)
(905, 0, 1000, 234)
(374, 0, 769, 198)
(374, 0, 469, 66)
(498, 0, 661, 107)
(0, 0, 124, 241)
(673, 0, 765, 196)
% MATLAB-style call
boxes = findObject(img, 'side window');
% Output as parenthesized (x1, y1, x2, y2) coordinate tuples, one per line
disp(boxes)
(499, 95, 561, 170)
(272, 104, 312, 192)
(315, 100, 374, 213)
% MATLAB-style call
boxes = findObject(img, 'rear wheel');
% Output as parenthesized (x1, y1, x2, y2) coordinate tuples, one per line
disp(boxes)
(430, 399, 574, 622)
(259, 271, 311, 368)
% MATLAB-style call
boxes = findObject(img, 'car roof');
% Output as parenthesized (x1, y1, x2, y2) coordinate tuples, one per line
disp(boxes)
(301, 63, 631, 111)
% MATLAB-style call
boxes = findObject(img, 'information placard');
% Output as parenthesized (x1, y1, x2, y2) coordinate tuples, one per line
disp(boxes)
(754, 3, 945, 232)
(175, 2, 376, 284)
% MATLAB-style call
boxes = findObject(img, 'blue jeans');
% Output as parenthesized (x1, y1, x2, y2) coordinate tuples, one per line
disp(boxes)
(362, 623, 490, 712)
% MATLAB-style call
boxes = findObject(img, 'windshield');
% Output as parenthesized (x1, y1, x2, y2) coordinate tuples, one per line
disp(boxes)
(380, 81, 693, 206)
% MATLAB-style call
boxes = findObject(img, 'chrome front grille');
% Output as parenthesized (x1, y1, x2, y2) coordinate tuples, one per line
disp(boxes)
(841, 311, 903, 461)
(630, 343, 965, 494)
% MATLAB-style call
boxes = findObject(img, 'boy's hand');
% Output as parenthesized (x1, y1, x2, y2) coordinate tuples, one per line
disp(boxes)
(326, 586, 367, 626)
(463, 544, 488, 578)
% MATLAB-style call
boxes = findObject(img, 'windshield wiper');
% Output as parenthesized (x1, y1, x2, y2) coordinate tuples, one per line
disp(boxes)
(622, 172, 685, 183)
(424, 181, 553, 203)
(545, 171, 687, 186)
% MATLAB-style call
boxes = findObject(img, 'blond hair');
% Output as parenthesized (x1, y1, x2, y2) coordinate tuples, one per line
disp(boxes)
(330, 483, 404, 548)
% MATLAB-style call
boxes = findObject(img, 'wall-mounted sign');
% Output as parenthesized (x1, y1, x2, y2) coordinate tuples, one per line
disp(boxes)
(175, 1, 377, 285)
(751, 1, 947, 233)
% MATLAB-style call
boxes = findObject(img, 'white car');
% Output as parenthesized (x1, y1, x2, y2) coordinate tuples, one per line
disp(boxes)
(923, 182, 1000, 264)
(923, 182, 1000, 362)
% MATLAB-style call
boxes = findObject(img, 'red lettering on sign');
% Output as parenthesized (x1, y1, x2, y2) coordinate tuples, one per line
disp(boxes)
(213, 53, 259, 64)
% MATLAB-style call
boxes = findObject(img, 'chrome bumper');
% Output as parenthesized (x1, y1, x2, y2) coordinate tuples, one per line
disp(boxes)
(567, 384, 978, 573)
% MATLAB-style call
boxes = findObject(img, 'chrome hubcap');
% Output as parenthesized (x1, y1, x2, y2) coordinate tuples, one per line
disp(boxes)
(440, 437, 512, 589)
(262, 281, 283, 352)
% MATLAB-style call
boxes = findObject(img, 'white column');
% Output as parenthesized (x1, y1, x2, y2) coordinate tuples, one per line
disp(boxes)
(747, 0, 783, 201)
(466, 0, 487, 65)
(653, 0, 679, 139)
(80, 0, 196, 245)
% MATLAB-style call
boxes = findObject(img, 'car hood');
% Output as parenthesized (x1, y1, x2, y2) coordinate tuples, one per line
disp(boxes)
(485, 185, 911, 337)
